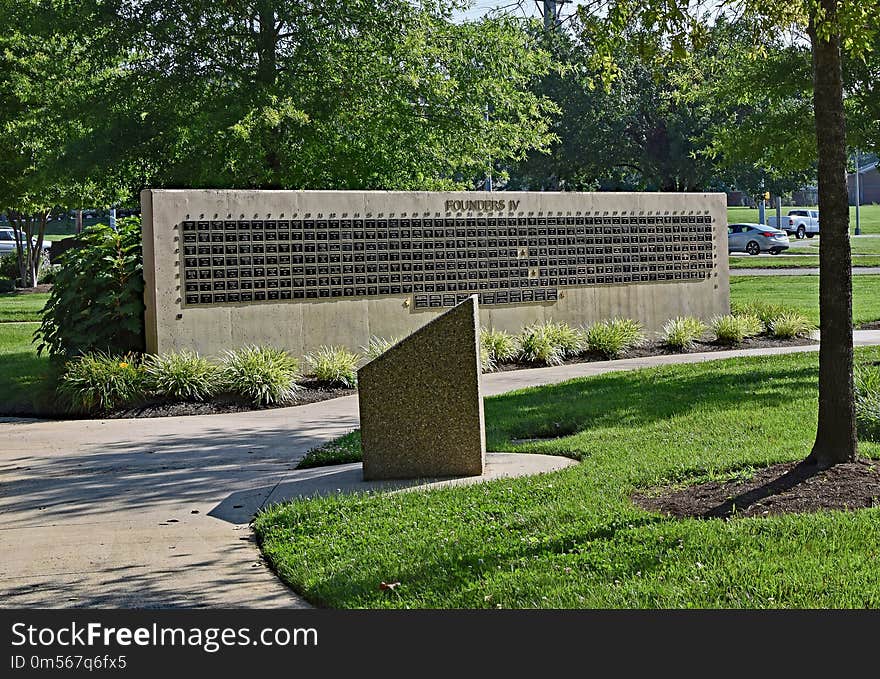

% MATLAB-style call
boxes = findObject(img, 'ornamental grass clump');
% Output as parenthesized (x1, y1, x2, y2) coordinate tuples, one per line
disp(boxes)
(360, 336, 400, 362)
(855, 364, 880, 442)
(711, 314, 763, 345)
(661, 316, 707, 351)
(544, 321, 584, 357)
(517, 323, 565, 366)
(480, 328, 519, 371)
(306, 346, 360, 388)
(732, 300, 790, 332)
(769, 311, 815, 339)
(584, 318, 645, 359)
(143, 350, 219, 401)
(220, 346, 300, 405)
(58, 352, 145, 413)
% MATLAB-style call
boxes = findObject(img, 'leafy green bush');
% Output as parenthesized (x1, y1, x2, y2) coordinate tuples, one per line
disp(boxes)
(584, 318, 644, 359)
(711, 314, 763, 344)
(855, 365, 880, 442)
(769, 311, 815, 339)
(143, 351, 219, 401)
(517, 323, 565, 366)
(732, 300, 790, 332)
(38, 263, 58, 284)
(481, 328, 519, 371)
(0, 252, 18, 280)
(0, 278, 13, 293)
(661, 316, 707, 351)
(35, 219, 144, 356)
(58, 352, 145, 413)
(221, 346, 300, 405)
(360, 335, 400, 362)
(306, 346, 360, 387)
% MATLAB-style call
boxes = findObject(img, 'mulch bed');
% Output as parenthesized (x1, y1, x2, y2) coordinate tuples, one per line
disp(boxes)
(633, 459, 880, 519)
(859, 320, 880, 330)
(3, 284, 52, 294)
(495, 335, 816, 371)
(105, 379, 356, 419)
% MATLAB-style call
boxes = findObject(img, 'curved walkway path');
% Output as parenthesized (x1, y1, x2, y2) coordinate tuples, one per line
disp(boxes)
(2, 331, 880, 608)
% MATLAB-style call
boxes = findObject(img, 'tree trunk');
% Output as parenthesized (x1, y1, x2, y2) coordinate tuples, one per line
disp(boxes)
(807, 0, 857, 467)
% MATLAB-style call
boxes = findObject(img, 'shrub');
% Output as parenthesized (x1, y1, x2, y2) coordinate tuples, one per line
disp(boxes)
(360, 335, 400, 362)
(35, 218, 144, 356)
(517, 323, 565, 366)
(38, 263, 58, 285)
(584, 318, 645, 359)
(481, 328, 519, 369)
(143, 351, 219, 401)
(769, 311, 815, 339)
(544, 321, 584, 357)
(0, 278, 13, 293)
(732, 300, 790, 332)
(306, 345, 360, 388)
(855, 365, 880, 442)
(221, 346, 300, 405)
(58, 352, 145, 413)
(0, 251, 18, 280)
(661, 316, 707, 351)
(711, 314, 763, 345)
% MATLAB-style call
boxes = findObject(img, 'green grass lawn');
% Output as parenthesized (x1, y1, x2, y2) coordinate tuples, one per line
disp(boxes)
(805, 237, 880, 255)
(730, 274, 880, 326)
(729, 255, 880, 269)
(254, 349, 880, 608)
(728, 205, 880, 235)
(0, 292, 48, 322)
(0, 322, 56, 415)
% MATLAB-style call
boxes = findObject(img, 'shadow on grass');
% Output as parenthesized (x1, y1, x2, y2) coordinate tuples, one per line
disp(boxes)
(485, 360, 817, 445)
(702, 461, 823, 519)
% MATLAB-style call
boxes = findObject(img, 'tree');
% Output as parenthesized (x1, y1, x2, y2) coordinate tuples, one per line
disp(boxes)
(507, 16, 812, 194)
(0, 1, 117, 286)
(60, 1, 558, 194)
(582, 0, 877, 467)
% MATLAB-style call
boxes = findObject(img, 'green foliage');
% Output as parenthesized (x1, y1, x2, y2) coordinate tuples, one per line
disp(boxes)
(711, 314, 763, 345)
(0, 278, 13, 293)
(584, 318, 644, 359)
(0, 252, 18, 280)
(220, 346, 300, 406)
(296, 431, 363, 469)
(142, 350, 219, 402)
(544, 321, 584, 357)
(855, 364, 880, 442)
(517, 323, 565, 366)
(481, 328, 519, 367)
(35, 218, 144, 357)
(361, 336, 400, 362)
(769, 311, 816, 339)
(58, 352, 145, 413)
(58, 4, 557, 192)
(661, 316, 707, 351)
(306, 346, 360, 388)
(732, 300, 791, 332)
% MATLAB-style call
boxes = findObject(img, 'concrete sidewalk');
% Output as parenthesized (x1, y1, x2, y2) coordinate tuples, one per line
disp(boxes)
(2, 332, 879, 608)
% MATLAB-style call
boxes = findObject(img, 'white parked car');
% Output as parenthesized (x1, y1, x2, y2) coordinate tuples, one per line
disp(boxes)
(0, 229, 50, 254)
(768, 209, 819, 239)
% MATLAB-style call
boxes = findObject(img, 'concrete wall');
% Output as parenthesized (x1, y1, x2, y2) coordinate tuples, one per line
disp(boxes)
(142, 190, 729, 359)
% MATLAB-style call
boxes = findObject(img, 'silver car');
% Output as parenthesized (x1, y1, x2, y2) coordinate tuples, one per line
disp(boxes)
(728, 223, 790, 256)
(0, 228, 50, 254)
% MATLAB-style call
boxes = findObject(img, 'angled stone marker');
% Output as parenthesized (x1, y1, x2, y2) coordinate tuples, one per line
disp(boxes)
(358, 295, 486, 480)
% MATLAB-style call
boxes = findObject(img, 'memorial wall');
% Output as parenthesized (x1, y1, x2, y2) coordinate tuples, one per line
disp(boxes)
(141, 190, 729, 358)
